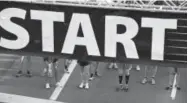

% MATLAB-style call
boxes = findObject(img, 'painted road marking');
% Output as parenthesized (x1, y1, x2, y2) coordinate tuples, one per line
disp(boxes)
(171, 74, 177, 100)
(0, 58, 18, 62)
(0, 92, 65, 103)
(0, 54, 19, 57)
(50, 60, 77, 101)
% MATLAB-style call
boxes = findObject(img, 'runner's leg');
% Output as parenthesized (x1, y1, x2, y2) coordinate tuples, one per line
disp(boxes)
(174, 68, 181, 90)
(16, 56, 25, 77)
(64, 59, 70, 73)
(124, 64, 132, 90)
(150, 66, 157, 85)
(25, 56, 32, 77)
(94, 62, 100, 77)
(166, 67, 174, 90)
(45, 58, 53, 89)
(54, 61, 59, 83)
(117, 63, 123, 90)
(79, 65, 85, 88)
(89, 62, 96, 80)
(142, 66, 148, 84)
(84, 65, 90, 89)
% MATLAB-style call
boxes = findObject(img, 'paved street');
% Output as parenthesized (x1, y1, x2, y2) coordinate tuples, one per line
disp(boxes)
(0, 55, 186, 103)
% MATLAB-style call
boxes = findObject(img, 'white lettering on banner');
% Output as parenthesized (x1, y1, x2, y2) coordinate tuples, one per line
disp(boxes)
(0, 8, 179, 61)
(31, 10, 64, 52)
(105, 16, 139, 59)
(142, 18, 177, 60)
(62, 13, 101, 56)
(0, 8, 29, 49)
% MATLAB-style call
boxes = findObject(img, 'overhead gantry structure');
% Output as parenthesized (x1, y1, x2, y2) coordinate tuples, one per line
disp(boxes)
(9, 0, 187, 13)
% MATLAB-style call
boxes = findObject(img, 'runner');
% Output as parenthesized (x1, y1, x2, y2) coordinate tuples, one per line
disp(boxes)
(64, 59, 72, 73)
(78, 60, 91, 89)
(116, 63, 132, 92)
(16, 56, 32, 77)
(43, 57, 59, 89)
(165, 67, 181, 90)
(53, 57, 59, 84)
(141, 65, 157, 85)
(42, 57, 51, 77)
(89, 61, 100, 80)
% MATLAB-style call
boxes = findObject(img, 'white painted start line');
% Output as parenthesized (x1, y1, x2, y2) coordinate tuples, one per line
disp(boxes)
(0, 92, 66, 103)
(0, 60, 78, 103)
(171, 74, 177, 100)
(50, 60, 77, 100)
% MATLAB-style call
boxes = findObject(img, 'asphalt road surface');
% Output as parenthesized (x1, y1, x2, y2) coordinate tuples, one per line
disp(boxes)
(0, 55, 186, 103)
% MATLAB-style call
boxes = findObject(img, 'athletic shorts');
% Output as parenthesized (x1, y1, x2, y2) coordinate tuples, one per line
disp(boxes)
(53, 58, 58, 63)
(78, 60, 90, 66)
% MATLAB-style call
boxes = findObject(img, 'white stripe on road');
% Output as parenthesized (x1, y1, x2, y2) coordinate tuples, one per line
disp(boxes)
(50, 60, 77, 101)
(0, 67, 15, 71)
(0, 58, 19, 62)
(0, 54, 19, 57)
(171, 74, 177, 100)
(0, 92, 65, 103)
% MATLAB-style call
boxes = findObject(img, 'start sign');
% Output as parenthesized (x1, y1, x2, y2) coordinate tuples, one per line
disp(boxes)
(0, 1, 186, 66)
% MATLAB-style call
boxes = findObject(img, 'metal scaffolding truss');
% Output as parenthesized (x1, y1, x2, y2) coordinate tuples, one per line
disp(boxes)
(6, 0, 187, 13)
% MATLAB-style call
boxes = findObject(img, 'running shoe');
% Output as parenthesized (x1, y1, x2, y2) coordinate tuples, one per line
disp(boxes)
(16, 70, 23, 77)
(151, 77, 156, 85)
(165, 85, 172, 90)
(64, 66, 69, 73)
(85, 83, 89, 89)
(26, 70, 32, 77)
(124, 84, 129, 91)
(175, 85, 181, 90)
(89, 76, 94, 81)
(141, 77, 147, 84)
(45, 83, 50, 89)
(95, 72, 101, 77)
(79, 82, 84, 89)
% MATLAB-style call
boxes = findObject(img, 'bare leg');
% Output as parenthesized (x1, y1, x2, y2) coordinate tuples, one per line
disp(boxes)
(90, 62, 100, 78)
(94, 62, 100, 76)
(124, 64, 132, 90)
(142, 66, 148, 84)
(150, 66, 157, 85)
(89, 62, 96, 80)
(79, 66, 85, 88)
(45, 63, 53, 89)
(175, 68, 181, 90)
(25, 56, 32, 77)
(16, 56, 25, 77)
(64, 59, 70, 73)
(117, 63, 124, 90)
(166, 67, 174, 90)
(83, 65, 90, 89)
(54, 62, 58, 83)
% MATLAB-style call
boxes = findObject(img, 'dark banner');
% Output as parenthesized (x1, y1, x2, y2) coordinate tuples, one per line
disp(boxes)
(0, 1, 186, 67)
